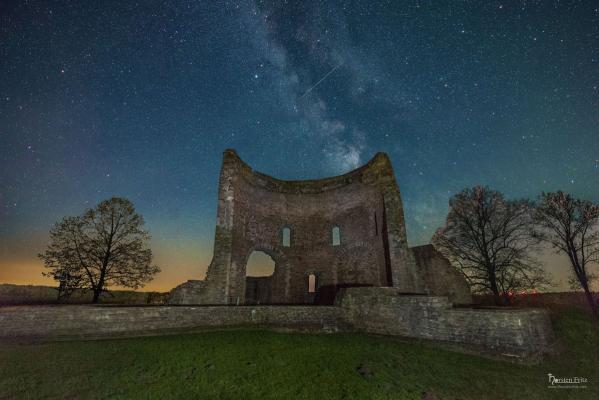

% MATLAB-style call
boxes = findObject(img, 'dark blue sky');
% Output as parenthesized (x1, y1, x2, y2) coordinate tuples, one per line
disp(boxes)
(1, 1, 598, 290)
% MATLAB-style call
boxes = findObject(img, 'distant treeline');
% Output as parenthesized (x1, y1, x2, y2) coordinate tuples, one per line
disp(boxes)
(0, 284, 168, 306)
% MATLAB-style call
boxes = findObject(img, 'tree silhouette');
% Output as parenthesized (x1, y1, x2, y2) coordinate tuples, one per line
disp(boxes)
(39, 197, 160, 303)
(534, 191, 599, 320)
(433, 186, 550, 305)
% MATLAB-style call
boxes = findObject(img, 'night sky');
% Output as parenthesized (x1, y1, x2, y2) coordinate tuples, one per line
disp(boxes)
(1, 1, 598, 291)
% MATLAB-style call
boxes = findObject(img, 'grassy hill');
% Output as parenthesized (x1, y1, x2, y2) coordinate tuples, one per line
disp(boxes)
(0, 308, 597, 400)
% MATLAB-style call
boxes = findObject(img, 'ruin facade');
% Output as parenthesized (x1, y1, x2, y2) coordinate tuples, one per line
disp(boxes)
(1, 149, 553, 361)
(170, 149, 471, 305)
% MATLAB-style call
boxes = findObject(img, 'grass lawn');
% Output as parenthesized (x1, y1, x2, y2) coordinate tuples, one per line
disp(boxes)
(0, 309, 597, 400)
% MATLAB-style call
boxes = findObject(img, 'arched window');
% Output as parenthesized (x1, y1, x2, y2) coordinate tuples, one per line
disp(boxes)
(332, 226, 341, 246)
(308, 273, 316, 293)
(245, 251, 276, 277)
(282, 227, 291, 247)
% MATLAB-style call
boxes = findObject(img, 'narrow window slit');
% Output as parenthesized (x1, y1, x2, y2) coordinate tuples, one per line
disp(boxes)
(332, 226, 341, 246)
(308, 274, 316, 293)
(282, 227, 291, 247)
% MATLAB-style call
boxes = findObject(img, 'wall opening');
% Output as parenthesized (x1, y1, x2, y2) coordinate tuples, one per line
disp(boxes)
(245, 251, 275, 304)
(308, 273, 316, 293)
(332, 226, 341, 246)
(374, 212, 378, 236)
(282, 227, 291, 247)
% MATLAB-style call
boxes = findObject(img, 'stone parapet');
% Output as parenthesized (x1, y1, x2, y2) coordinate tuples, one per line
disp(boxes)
(336, 287, 554, 357)
(0, 305, 346, 339)
(0, 288, 554, 360)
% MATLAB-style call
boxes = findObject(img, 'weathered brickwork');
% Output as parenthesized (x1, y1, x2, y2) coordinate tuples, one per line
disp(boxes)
(410, 245, 472, 305)
(170, 149, 469, 305)
(336, 287, 554, 358)
(156, 150, 555, 359)
(0, 305, 347, 339)
(244, 277, 272, 305)
(0, 288, 554, 359)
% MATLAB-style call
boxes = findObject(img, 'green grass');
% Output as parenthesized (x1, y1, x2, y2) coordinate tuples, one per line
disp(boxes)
(0, 309, 597, 400)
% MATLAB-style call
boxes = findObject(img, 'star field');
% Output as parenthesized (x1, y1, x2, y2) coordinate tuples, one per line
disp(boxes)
(1, 0, 598, 290)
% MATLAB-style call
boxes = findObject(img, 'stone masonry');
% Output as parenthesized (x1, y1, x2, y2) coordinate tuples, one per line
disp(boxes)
(0, 150, 555, 361)
(158, 149, 554, 359)
(170, 149, 470, 305)
(0, 289, 554, 359)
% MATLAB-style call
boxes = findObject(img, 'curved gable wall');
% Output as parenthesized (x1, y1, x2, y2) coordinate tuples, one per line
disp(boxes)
(200, 149, 424, 305)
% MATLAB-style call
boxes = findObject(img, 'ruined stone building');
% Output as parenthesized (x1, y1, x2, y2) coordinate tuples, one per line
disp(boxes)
(3, 149, 552, 359)
(170, 149, 470, 305)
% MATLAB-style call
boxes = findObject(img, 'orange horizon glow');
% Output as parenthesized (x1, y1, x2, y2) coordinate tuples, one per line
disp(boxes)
(0, 235, 215, 292)
(0, 232, 594, 293)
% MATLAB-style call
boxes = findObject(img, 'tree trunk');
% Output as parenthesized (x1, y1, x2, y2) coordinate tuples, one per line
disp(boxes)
(91, 288, 101, 303)
(489, 272, 502, 306)
(92, 265, 107, 304)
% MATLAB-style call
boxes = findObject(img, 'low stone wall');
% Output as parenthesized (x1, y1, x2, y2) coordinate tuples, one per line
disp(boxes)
(0, 305, 346, 339)
(0, 288, 554, 360)
(336, 287, 554, 358)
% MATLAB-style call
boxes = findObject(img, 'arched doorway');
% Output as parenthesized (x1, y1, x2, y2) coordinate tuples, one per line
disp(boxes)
(245, 251, 275, 305)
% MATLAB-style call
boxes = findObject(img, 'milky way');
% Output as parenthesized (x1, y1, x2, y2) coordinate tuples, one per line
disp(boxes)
(1, 1, 598, 290)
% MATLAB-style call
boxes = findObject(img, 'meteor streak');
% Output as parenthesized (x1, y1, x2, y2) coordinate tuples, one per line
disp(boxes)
(298, 62, 343, 100)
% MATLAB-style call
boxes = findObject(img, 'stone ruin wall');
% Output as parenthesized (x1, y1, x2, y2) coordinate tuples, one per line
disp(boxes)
(170, 149, 471, 306)
(0, 290, 553, 359)
(230, 178, 389, 305)
(0, 149, 554, 361)
(1, 150, 553, 360)
(411, 244, 472, 305)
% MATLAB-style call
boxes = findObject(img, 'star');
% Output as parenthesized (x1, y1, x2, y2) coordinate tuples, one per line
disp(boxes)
(0, 0, 597, 294)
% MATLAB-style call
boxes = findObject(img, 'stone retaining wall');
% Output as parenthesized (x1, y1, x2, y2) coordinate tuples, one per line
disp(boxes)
(0, 305, 346, 339)
(337, 287, 554, 357)
(0, 288, 554, 360)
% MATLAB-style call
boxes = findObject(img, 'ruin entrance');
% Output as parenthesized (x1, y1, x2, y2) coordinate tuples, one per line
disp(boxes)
(244, 251, 275, 305)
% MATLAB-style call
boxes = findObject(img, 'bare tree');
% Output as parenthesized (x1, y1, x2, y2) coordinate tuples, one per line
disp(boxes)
(534, 191, 599, 320)
(432, 186, 550, 305)
(39, 197, 160, 303)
